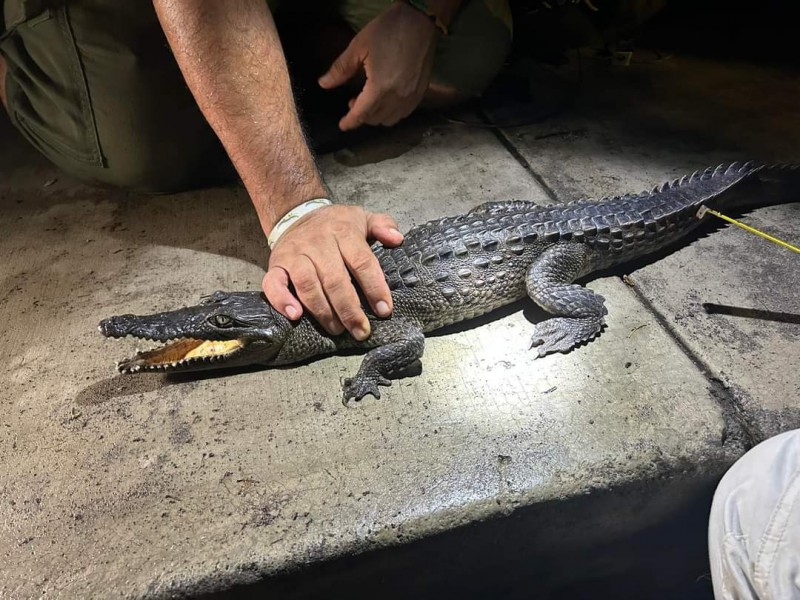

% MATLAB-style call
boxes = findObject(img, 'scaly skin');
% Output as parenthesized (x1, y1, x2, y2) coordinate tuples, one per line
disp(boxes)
(100, 162, 799, 402)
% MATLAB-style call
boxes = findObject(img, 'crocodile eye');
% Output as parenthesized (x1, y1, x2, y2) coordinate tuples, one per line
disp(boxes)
(213, 314, 233, 327)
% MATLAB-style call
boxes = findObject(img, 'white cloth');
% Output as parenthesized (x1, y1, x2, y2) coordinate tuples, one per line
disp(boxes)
(709, 429, 800, 599)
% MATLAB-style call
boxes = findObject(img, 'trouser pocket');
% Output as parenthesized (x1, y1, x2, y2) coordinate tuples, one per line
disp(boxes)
(1, 0, 103, 166)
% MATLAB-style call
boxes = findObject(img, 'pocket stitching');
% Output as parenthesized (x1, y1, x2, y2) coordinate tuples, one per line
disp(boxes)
(56, 5, 104, 166)
(14, 111, 100, 163)
(2, 5, 105, 167)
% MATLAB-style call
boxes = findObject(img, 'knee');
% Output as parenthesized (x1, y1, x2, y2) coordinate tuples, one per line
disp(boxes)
(41, 112, 234, 194)
(710, 430, 800, 531)
(423, 81, 471, 109)
(708, 429, 800, 596)
(4, 75, 229, 194)
(87, 94, 231, 193)
(94, 132, 231, 194)
(432, 33, 512, 100)
(0, 0, 230, 193)
(95, 150, 190, 194)
(431, 0, 513, 98)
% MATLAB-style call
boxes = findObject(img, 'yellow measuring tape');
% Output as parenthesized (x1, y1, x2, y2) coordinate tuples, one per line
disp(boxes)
(696, 206, 800, 255)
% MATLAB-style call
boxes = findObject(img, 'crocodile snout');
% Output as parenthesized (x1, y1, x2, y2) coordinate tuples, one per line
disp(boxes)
(98, 315, 136, 338)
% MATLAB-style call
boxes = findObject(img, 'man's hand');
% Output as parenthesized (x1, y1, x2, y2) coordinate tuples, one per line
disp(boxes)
(154, 1, 407, 341)
(318, 2, 440, 131)
(263, 206, 403, 340)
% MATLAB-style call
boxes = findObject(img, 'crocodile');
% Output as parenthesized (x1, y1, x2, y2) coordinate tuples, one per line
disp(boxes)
(100, 162, 799, 402)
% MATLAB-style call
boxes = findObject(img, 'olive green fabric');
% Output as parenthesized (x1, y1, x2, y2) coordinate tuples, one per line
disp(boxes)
(339, 0, 512, 95)
(0, 0, 511, 192)
(1, 0, 231, 191)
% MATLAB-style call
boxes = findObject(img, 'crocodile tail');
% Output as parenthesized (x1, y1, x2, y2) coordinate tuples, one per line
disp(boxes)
(701, 162, 800, 212)
(742, 162, 800, 208)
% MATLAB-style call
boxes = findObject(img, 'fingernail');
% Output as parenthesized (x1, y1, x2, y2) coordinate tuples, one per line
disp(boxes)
(285, 305, 298, 319)
(353, 325, 370, 341)
(376, 301, 390, 317)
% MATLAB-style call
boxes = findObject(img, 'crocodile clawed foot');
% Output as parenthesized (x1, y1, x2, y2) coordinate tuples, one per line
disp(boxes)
(342, 375, 392, 405)
(530, 317, 604, 358)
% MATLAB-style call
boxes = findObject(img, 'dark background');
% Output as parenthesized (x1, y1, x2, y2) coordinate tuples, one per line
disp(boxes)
(511, 0, 798, 66)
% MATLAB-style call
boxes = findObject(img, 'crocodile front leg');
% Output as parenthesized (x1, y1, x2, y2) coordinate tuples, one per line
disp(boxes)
(343, 319, 425, 404)
(526, 242, 607, 357)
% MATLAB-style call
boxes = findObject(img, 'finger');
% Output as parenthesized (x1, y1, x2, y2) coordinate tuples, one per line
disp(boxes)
(368, 94, 411, 127)
(368, 102, 399, 127)
(262, 267, 302, 320)
(338, 234, 394, 318)
(380, 114, 402, 127)
(339, 83, 383, 131)
(354, 91, 396, 127)
(315, 256, 372, 340)
(367, 212, 404, 246)
(381, 103, 416, 127)
(319, 44, 360, 90)
(287, 257, 345, 335)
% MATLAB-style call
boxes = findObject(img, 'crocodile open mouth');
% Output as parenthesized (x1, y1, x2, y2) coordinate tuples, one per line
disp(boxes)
(116, 338, 246, 373)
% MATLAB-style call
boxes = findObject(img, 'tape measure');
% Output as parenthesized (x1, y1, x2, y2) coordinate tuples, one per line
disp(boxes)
(696, 206, 800, 255)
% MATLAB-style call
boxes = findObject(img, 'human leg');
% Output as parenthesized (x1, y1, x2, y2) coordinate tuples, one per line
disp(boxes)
(708, 429, 800, 599)
(0, 0, 233, 192)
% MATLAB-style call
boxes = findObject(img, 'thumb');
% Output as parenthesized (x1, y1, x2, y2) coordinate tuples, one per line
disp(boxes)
(367, 212, 404, 247)
(319, 44, 361, 89)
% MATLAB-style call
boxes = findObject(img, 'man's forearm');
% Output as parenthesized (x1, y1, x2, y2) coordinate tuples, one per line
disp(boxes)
(153, 0, 325, 235)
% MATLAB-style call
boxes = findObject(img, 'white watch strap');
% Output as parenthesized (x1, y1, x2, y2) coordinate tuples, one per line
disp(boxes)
(267, 198, 332, 249)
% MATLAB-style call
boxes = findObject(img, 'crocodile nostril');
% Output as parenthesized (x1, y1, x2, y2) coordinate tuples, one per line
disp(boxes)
(98, 315, 135, 337)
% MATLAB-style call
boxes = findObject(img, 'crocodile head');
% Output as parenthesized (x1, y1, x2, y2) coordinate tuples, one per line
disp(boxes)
(99, 291, 292, 373)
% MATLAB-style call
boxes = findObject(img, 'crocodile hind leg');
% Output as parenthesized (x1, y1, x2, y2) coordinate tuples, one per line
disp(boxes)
(342, 320, 425, 404)
(526, 242, 607, 357)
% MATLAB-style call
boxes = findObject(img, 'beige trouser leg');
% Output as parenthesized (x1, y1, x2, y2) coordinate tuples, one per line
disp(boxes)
(708, 429, 800, 599)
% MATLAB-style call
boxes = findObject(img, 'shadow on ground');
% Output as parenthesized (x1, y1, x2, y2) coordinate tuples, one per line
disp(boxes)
(197, 476, 720, 600)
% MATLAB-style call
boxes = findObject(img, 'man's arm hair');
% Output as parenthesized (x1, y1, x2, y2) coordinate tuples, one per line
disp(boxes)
(153, 0, 326, 235)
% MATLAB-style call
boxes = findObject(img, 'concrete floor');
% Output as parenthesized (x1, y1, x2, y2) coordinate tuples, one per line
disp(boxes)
(1, 52, 799, 598)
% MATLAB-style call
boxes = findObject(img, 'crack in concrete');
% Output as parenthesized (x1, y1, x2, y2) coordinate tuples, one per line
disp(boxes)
(490, 122, 758, 454)
(626, 285, 758, 452)
(477, 108, 561, 204)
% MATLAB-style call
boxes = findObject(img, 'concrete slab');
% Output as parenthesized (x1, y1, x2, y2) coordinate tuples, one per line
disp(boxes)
(0, 113, 734, 598)
(502, 54, 800, 442)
